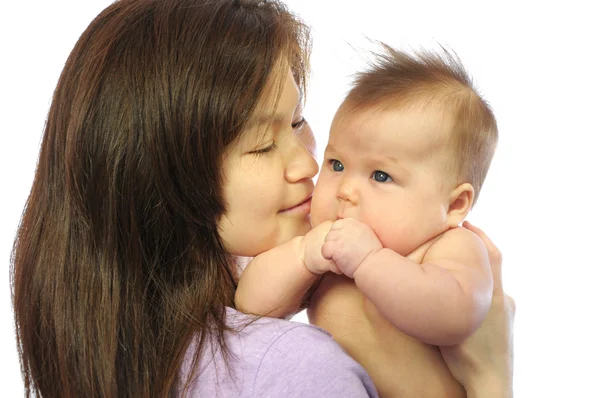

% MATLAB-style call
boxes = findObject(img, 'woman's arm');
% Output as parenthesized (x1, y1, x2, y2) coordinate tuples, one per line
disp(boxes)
(441, 221, 515, 398)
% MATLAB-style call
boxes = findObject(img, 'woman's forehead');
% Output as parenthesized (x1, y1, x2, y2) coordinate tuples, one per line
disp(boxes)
(253, 67, 301, 123)
(239, 68, 301, 143)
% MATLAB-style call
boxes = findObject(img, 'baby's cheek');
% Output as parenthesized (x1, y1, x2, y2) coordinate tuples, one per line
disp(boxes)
(309, 192, 331, 227)
(368, 216, 410, 255)
(381, 229, 419, 257)
(309, 202, 327, 226)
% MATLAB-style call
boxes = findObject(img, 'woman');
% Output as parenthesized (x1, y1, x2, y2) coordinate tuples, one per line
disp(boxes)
(10, 0, 514, 396)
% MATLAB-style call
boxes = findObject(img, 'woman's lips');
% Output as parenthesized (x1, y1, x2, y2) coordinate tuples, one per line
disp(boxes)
(279, 196, 312, 215)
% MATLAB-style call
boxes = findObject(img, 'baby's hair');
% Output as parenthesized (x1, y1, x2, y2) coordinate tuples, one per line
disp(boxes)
(343, 42, 498, 204)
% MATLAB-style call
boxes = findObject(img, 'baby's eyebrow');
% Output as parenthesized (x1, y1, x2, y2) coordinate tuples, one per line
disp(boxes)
(384, 154, 398, 163)
(371, 155, 404, 168)
(323, 144, 337, 154)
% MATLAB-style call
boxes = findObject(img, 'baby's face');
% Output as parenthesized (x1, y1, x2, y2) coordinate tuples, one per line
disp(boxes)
(311, 104, 455, 255)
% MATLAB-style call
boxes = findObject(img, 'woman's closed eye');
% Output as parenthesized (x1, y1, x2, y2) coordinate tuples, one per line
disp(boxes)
(250, 141, 277, 155)
(292, 116, 306, 130)
(372, 170, 392, 183)
(249, 116, 305, 156)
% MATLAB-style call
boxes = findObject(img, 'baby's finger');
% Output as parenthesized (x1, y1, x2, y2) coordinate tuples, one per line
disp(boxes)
(329, 261, 342, 275)
(331, 217, 357, 230)
(323, 228, 340, 242)
(321, 241, 334, 260)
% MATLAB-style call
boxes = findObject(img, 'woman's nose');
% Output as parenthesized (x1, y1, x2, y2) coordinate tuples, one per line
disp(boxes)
(284, 126, 319, 183)
(298, 121, 317, 157)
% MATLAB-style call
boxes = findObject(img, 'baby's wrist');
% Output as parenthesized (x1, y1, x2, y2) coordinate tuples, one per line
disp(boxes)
(352, 247, 380, 279)
(294, 235, 312, 271)
(297, 236, 326, 275)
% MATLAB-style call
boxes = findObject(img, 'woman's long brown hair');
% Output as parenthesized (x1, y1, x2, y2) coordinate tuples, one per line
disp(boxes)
(10, 0, 310, 396)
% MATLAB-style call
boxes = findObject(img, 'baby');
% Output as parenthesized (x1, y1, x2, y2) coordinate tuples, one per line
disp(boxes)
(235, 44, 498, 397)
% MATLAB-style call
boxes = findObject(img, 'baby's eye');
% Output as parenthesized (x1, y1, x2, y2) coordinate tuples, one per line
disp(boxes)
(372, 170, 392, 183)
(329, 159, 344, 172)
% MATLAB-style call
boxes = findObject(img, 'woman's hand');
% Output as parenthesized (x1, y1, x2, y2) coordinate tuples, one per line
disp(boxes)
(440, 221, 516, 398)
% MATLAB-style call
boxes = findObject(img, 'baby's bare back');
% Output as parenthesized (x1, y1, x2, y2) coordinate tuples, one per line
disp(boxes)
(308, 273, 465, 398)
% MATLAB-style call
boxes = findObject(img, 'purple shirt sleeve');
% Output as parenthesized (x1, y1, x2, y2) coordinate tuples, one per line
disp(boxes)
(253, 325, 378, 397)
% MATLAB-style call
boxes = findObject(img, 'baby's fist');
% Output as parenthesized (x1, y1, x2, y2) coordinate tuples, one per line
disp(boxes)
(322, 218, 382, 277)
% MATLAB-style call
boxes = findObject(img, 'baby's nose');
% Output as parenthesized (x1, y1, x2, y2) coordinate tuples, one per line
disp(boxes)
(336, 179, 359, 205)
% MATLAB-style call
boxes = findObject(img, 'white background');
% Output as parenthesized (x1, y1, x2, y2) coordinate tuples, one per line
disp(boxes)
(1, 1, 599, 396)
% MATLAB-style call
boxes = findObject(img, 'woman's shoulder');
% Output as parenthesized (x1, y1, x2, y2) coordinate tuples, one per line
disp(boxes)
(181, 308, 377, 397)
(232, 308, 331, 344)
(252, 318, 378, 397)
(227, 308, 355, 370)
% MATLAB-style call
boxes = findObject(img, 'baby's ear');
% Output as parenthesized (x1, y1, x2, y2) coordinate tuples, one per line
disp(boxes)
(447, 183, 474, 228)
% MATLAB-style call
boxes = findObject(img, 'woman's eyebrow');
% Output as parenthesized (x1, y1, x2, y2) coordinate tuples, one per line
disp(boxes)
(246, 91, 303, 130)
(246, 113, 286, 130)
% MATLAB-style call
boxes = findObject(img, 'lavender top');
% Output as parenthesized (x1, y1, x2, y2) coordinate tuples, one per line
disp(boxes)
(179, 307, 378, 397)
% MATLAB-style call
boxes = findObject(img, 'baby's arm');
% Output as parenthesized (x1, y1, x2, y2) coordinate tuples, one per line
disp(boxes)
(323, 218, 493, 346)
(235, 221, 337, 318)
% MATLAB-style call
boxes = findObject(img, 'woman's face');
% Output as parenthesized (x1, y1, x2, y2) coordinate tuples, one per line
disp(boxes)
(218, 68, 318, 257)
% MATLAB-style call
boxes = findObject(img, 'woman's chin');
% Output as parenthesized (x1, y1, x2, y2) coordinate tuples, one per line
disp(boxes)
(298, 217, 313, 235)
(280, 218, 312, 244)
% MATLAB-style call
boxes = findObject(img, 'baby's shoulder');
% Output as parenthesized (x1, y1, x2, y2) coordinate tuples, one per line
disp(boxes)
(434, 225, 483, 247)
(424, 226, 488, 264)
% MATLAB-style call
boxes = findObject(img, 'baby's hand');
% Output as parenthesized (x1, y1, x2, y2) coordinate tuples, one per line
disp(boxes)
(303, 221, 341, 275)
(322, 218, 382, 278)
